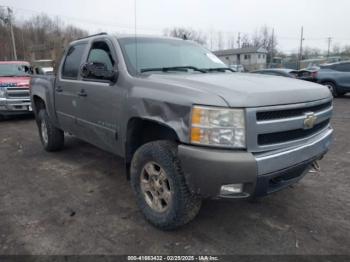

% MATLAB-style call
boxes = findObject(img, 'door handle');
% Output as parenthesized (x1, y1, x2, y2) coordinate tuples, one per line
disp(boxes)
(77, 89, 87, 97)
(56, 86, 63, 92)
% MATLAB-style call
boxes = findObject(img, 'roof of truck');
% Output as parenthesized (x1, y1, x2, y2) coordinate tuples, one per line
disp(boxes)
(74, 32, 186, 42)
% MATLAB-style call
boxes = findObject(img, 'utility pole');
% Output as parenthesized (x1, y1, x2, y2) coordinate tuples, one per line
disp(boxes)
(7, 8, 17, 60)
(237, 32, 241, 49)
(0, 7, 17, 60)
(298, 26, 304, 70)
(327, 37, 332, 60)
(270, 28, 275, 68)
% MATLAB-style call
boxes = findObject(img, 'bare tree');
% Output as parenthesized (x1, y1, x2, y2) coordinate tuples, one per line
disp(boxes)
(0, 13, 88, 61)
(303, 47, 322, 59)
(332, 44, 341, 56)
(341, 45, 350, 57)
(163, 27, 207, 46)
(240, 34, 251, 48)
(217, 31, 224, 50)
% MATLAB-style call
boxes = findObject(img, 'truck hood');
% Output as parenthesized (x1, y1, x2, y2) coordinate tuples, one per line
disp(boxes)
(147, 73, 331, 107)
(0, 76, 31, 87)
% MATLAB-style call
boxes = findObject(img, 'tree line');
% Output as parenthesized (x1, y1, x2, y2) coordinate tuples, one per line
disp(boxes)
(0, 12, 87, 61)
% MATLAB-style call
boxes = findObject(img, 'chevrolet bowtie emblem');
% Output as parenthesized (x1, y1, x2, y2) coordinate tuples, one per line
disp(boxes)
(304, 112, 317, 129)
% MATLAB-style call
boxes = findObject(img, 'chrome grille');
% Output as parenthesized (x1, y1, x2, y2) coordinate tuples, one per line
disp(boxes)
(246, 98, 333, 152)
(6, 87, 30, 99)
(257, 101, 332, 121)
(258, 119, 330, 145)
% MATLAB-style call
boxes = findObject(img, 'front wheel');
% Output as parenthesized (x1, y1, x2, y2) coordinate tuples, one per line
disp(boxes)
(38, 109, 64, 152)
(130, 141, 201, 230)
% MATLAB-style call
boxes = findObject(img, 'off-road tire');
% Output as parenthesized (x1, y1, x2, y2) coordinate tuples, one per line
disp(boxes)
(130, 140, 202, 230)
(38, 109, 64, 152)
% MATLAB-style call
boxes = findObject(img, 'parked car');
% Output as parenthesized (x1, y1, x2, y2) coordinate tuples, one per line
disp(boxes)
(32, 59, 54, 75)
(297, 67, 319, 82)
(30, 33, 333, 230)
(0, 61, 33, 118)
(229, 64, 245, 72)
(251, 68, 298, 78)
(315, 61, 350, 97)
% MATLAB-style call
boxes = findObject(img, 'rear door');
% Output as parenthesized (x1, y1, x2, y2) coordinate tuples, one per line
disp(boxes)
(55, 42, 88, 134)
(334, 63, 350, 90)
(74, 38, 123, 155)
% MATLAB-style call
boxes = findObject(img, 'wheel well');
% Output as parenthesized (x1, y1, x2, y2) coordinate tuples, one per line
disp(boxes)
(320, 80, 336, 86)
(33, 95, 46, 115)
(125, 118, 179, 170)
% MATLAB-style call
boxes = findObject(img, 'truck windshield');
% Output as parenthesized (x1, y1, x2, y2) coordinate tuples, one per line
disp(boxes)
(118, 37, 226, 75)
(0, 63, 31, 77)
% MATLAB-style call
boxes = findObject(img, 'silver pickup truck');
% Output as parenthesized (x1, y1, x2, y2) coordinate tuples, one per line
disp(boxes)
(30, 33, 333, 230)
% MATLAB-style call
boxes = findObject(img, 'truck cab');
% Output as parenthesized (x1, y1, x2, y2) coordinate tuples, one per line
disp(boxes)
(0, 61, 33, 117)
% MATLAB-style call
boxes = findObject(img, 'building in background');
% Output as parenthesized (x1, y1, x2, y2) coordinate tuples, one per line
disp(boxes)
(213, 47, 268, 71)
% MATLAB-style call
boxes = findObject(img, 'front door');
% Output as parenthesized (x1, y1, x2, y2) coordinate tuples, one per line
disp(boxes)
(75, 39, 124, 155)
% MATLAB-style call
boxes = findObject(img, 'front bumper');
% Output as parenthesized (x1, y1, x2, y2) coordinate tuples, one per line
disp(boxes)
(178, 127, 333, 198)
(0, 98, 33, 116)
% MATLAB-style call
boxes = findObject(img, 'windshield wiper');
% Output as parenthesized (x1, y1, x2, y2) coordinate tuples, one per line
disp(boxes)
(202, 67, 235, 73)
(140, 66, 207, 73)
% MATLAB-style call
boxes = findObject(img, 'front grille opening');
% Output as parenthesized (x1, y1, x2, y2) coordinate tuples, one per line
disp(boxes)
(269, 164, 307, 188)
(257, 101, 332, 121)
(258, 120, 330, 146)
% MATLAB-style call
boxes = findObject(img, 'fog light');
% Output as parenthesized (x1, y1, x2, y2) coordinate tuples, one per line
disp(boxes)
(220, 184, 243, 195)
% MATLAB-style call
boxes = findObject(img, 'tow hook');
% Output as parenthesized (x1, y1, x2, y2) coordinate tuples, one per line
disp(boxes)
(310, 160, 321, 172)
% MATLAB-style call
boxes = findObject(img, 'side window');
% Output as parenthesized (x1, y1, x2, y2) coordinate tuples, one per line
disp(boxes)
(335, 63, 350, 72)
(87, 41, 114, 71)
(62, 44, 87, 79)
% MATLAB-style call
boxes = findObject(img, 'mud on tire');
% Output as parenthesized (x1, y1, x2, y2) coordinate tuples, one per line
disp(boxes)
(130, 140, 201, 230)
(38, 109, 64, 152)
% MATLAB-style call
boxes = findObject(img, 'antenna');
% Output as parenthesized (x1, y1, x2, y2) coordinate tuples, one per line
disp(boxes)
(134, 0, 138, 72)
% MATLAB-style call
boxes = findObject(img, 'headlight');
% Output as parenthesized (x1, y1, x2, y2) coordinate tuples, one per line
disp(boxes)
(0, 87, 5, 98)
(190, 105, 246, 148)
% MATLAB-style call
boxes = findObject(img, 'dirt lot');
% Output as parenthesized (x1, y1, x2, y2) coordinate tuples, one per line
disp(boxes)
(0, 97, 349, 255)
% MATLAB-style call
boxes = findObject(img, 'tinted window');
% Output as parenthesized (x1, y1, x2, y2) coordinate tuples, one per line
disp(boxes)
(87, 41, 114, 71)
(335, 63, 350, 72)
(62, 44, 87, 79)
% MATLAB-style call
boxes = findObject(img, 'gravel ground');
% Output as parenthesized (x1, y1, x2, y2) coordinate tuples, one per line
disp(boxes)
(0, 97, 349, 255)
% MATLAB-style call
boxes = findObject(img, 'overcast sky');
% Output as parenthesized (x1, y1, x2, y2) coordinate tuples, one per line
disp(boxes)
(2, 0, 350, 53)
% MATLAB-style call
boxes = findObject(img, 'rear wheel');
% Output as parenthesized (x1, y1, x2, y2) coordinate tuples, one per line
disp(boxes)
(38, 109, 64, 151)
(130, 141, 201, 230)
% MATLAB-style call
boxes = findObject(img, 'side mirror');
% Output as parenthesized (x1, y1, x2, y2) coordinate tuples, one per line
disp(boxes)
(81, 62, 118, 82)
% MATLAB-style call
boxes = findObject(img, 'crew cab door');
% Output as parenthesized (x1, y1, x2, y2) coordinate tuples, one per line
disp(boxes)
(55, 42, 88, 134)
(75, 39, 123, 155)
